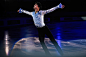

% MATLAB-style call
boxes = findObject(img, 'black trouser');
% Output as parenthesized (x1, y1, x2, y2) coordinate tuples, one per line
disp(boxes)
(37, 25, 63, 56)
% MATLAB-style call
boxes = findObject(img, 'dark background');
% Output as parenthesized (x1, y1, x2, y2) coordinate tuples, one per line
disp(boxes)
(0, 0, 86, 19)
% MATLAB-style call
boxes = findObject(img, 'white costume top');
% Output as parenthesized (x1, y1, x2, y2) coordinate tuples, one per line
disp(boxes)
(21, 4, 61, 27)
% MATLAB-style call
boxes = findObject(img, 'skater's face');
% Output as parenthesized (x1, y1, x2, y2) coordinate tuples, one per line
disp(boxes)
(34, 4, 40, 12)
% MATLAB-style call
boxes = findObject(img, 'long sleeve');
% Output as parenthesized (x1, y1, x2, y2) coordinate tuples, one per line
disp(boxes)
(41, 3, 62, 15)
(20, 9, 32, 16)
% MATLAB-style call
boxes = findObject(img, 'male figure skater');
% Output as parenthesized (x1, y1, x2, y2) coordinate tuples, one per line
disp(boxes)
(17, 2, 65, 56)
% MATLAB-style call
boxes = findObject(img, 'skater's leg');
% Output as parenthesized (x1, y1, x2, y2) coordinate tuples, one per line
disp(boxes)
(37, 28, 51, 55)
(44, 25, 63, 56)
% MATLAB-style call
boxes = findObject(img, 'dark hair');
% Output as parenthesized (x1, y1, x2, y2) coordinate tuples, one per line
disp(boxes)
(35, 2, 42, 9)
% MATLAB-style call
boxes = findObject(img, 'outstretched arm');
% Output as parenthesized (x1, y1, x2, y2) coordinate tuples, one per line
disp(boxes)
(17, 8, 32, 16)
(41, 3, 65, 15)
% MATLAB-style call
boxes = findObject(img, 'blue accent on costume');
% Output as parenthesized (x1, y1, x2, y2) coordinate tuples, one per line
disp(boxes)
(59, 3, 62, 8)
(19, 8, 22, 13)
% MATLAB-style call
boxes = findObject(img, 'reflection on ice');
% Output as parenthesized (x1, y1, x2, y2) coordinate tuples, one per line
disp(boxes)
(5, 44, 9, 56)
(5, 31, 10, 56)
(12, 37, 86, 56)
(57, 28, 62, 48)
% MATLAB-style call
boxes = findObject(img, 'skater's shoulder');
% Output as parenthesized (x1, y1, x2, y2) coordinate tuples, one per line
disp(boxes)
(31, 11, 35, 14)
(39, 10, 45, 13)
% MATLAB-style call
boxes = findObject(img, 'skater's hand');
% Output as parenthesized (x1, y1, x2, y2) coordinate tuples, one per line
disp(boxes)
(17, 10, 19, 12)
(61, 5, 65, 9)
